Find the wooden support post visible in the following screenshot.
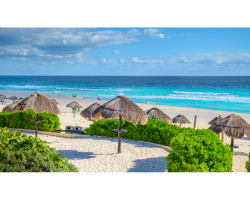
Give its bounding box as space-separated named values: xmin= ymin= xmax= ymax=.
xmin=222 ymin=131 xmax=224 ymax=143
xmin=35 ymin=113 xmax=38 ymax=137
xmin=74 ymin=108 xmax=75 ymax=118
xmin=230 ymin=137 xmax=234 ymax=152
xmin=180 ymin=122 xmax=181 ymax=128
xmin=118 ymin=114 xmax=122 ymax=153
xmin=218 ymin=133 xmax=220 ymax=139
xmin=194 ymin=115 xmax=197 ymax=129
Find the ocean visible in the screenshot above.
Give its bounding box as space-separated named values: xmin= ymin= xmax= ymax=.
xmin=1 ymin=76 xmax=250 ymax=114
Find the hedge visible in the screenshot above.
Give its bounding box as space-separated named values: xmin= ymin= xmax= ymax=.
xmin=0 ymin=127 xmax=78 ymax=172
xmin=166 ymin=128 xmax=233 ymax=172
xmin=246 ymin=153 xmax=250 ymax=172
xmin=84 ymin=118 xmax=182 ymax=146
xmin=0 ymin=109 xmax=61 ymax=132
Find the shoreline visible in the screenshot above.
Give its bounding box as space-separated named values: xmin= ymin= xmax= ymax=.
xmin=1 ymin=89 xmax=249 ymax=115
xmin=1 ymin=89 xmax=250 ymax=130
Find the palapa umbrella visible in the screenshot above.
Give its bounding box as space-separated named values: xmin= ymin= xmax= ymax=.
xmin=0 ymin=94 xmax=8 ymax=105
xmin=172 ymin=114 xmax=191 ymax=128
xmin=208 ymin=115 xmax=224 ymax=141
xmin=51 ymin=99 xmax=60 ymax=104
xmin=66 ymin=101 xmax=83 ymax=118
xmin=209 ymin=113 xmax=250 ymax=152
xmin=2 ymin=101 xmax=20 ymax=112
xmin=92 ymin=96 xmax=148 ymax=153
xmin=146 ymin=107 xmax=172 ymax=124
xmin=80 ymin=103 xmax=101 ymax=121
xmin=11 ymin=92 xmax=61 ymax=137
xmin=208 ymin=115 xmax=222 ymax=125
xmin=9 ymin=96 xmax=19 ymax=103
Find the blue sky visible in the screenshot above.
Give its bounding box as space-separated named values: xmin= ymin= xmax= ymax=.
xmin=0 ymin=28 xmax=250 ymax=76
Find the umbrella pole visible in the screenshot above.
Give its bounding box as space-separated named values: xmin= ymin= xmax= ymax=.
xmin=230 ymin=137 xmax=234 ymax=152
xmin=74 ymin=108 xmax=75 ymax=118
xmin=180 ymin=122 xmax=181 ymax=128
xmin=222 ymin=131 xmax=224 ymax=143
xmin=194 ymin=115 xmax=197 ymax=129
xmin=118 ymin=114 xmax=122 ymax=153
xmin=35 ymin=113 xmax=38 ymax=137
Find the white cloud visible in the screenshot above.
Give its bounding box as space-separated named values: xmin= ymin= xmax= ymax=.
xmin=115 ymin=50 xmax=120 ymax=54
xmin=131 ymin=57 xmax=143 ymax=63
xmin=101 ymin=51 xmax=108 ymax=54
xmin=143 ymin=28 xmax=159 ymax=36
xmin=127 ymin=29 xmax=141 ymax=35
xmin=66 ymin=61 xmax=74 ymax=64
xmin=102 ymin=59 xmax=117 ymax=64
xmin=75 ymin=52 xmax=85 ymax=63
xmin=119 ymin=59 xmax=125 ymax=63
xmin=63 ymin=40 xmax=67 ymax=45
xmin=155 ymin=33 xmax=164 ymax=39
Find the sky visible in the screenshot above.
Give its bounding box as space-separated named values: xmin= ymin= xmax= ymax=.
xmin=0 ymin=28 xmax=250 ymax=76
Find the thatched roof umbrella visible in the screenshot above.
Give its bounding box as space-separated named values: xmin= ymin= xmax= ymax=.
xmin=0 ymin=94 xmax=8 ymax=105
xmin=208 ymin=115 xmax=224 ymax=141
xmin=51 ymin=99 xmax=60 ymax=104
xmin=2 ymin=101 xmax=20 ymax=112
xmin=92 ymin=96 xmax=148 ymax=153
xmin=209 ymin=113 xmax=250 ymax=152
xmin=208 ymin=115 xmax=222 ymax=125
xmin=172 ymin=114 xmax=191 ymax=128
xmin=9 ymin=96 xmax=19 ymax=103
xmin=146 ymin=107 xmax=172 ymax=124
xmin=11 ymin=92 xmax=61 ymax=137
xmin=66 ymin=101 xmax=83 ymax=118
xmin=80 ymin=103 xmax=101 ymax=121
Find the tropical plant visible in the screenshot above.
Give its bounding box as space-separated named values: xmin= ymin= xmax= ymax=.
xmin=0 ymin=127 xmax=78 ymax=172
xmin=85 ymin=118 xmax=182 ymax=146
xmin=166 ymin=128 xmax=233 ymax=172
xmin=0 ymin=109 xmax=61 ymax=132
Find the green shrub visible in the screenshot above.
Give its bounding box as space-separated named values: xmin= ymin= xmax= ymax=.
xmin=246 ymin=153 xmax=250 ymax=172
xmin=0 ymin=127 xmax=78 ymax=172
xmin=0 ymin=109 xmax=61 ymax=132
xmin=166 ymin=128 xmax=233 ymax=172
xmin=85 ymin=118 xmax=182 ymax=146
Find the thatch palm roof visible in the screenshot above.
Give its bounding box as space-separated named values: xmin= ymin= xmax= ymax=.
xmin=208 ymin=113 xmax=250 ymax=139
xmin=208 ymin=116 xmax=222 ymax=125
xmin=172 ymin=114 xmax=191 ymax=124
xmin=66 ymin=101 xmax=83 ymax=108
xmin=2 ymin=101 xmax=20 ymax=112
xmin=92 ymin=96 xmax=148 ymax=125
xmin=146 ymin=107 xmax=172 ymax=124
xmin=11 ymin=92 xmax=61 ymax=114
xmin=51 ymin=99 xmax=60 ymax=104
xmin=9 ymin=96 xmax=19 ymax=100
xmin=0 ymin=94 xmax=8 ymax=99
xmin=80 ymin=103 xmax=101 ymax=119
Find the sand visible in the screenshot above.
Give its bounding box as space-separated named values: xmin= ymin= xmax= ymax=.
xmin=1 ymin=90 xmax=250 ymax=172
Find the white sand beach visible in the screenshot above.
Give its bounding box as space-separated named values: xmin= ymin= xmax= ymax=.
xmin=1 ymin=90 xmax=250 ymax=172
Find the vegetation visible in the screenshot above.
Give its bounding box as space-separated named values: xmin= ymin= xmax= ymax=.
xmin=0 ymin=127 xmax=78 ymax=172
xmin=85 ymin=118 xmax=233 ymax=172
xmin=166 ymin=128 xmax=233 ymax=172
xmin=246 ymin=153 xmax=250 ymax=172
xmin=85 ymin=118 xmax=182 ymax=146
xmin=0 ymin=109 xmax=61 ymax=132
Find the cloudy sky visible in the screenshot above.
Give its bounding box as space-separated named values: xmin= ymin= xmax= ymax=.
xmin=0 ymin=28 xmax=250 ymax=76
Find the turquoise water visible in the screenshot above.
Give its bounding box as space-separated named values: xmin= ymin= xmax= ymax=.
xmin=1 ymin=76 xmax=250 ymax=114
